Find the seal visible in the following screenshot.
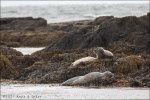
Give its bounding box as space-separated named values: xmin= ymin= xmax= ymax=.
xmin=61 ymin=76 xmax=82 ymax=86
xmin=72 ymin=56 xmax=97 ymax=66
xmin=93 ymin=47 xmax=113 ymax=59
xmin=61 ymin=71 xmax=114 ymax=86
xmin=72 ymin=47 xmax=113 ymax=66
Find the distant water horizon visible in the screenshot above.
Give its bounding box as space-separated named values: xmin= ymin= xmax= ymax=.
xmin=1 ymin=2 xmax=149 ymax=23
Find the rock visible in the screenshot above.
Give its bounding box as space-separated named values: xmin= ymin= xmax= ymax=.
xmin=43 ymin=14 xmax=149 ymax=54
xmin=0 ymin=41 xmax=20 ymax=47
xmin=6 ymin=42 xmax=21 ymax=47
xmin=141 ymin=78 xmax=150 ymax=87
xmin=130 ymin=79 xmax=142 ymax=87
xmin=113 ymin=55 xmax=145 ymax=75
xmin=0 ymin=54 xmax=19 ymax=79
xmin=134 ymin=34 xmax=150 ymax=54
xmin=1 ymin=14 xmax=149 ymax=49
xmin=0 ymin=17 xmax=47 ymax=32
xmin=21 ymin=62 xmax=71 ymax=83
xmin=0 ymin=41 xmax=7 ymax=46
xmin=0 ymin=45 xmax=23 ymax=56
xmin=7 ymin=55 xmax=39 ymax=72
xmin=145 ymin=40 xmax=150 ymax=54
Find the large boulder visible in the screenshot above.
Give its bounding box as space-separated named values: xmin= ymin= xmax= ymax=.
xmin=43 ymin=14 xmax=149 ymax=54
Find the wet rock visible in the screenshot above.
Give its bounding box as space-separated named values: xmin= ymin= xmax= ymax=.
xmin=43 ymin=14 xmax=149 ymax=54
xmin=130 ymin=79 xmax=142 ymax=87
xmin=141 ymin=78 xmax=150 ymax=87
xmin=0 ymin=54 xmax=19 ymax=79
xmin=0 ymin=41 xmax=21 ymax=47
xmin=6 ymin=42 xmax=21 ymax=47
xmin=21 ymin=62 xmax=71 ymax=83
xmin=7 ymin=55 xmax=39 ymax=71
xmin=0 ymin=45 xmax=23 ymax=56
xmin=0 ymin=41 xmax=7 ymax=46
xmin=0 ymin=17 xmax=47 ymax=32
xmin=113 ymin=55 xmax=145 ymax=75
xmin=145 ymin=40 xmax=150 ymax=54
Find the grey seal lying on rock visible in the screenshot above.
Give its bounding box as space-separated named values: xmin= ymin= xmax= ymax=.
xmin=93 ymin=47 xmax=113 ymax=59
xmin=72 ymin=47 xmax=113 ymax=66
xmin=61 ymin=71 xmax=114 ymax=86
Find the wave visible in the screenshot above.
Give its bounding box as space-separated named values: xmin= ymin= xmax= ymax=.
xmin=1 ymin=3 xmax=149 ymax=23
xmin=83 ymin=14 xmax=98 ymax=18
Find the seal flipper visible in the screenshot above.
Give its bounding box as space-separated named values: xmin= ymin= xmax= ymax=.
xmin=61 ymin=76 xmax=82 ymax=86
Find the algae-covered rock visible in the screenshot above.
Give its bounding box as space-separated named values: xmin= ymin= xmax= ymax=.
xmin=0 ymin=46 xmax=23 ymax=56
xmin=0 ymin=54 xmax=19 ymax=78
xmin=44 ymin=14 xmax=149 ymax=54
xmin=114 ymin=55 xmax=145 ymax=75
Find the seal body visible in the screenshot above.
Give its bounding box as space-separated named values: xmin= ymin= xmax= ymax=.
xmin=72 ymin=56 xmax=97 ymax=66
xmin=71 ymin=72 xmax=106 ymax=85
xmin=103 ymin=50 xmax=113 ymax=59
xmin=61 ymin=71 xmax=114 ymax=86
xmin=71 ymin=47 xmax=113 ymax=67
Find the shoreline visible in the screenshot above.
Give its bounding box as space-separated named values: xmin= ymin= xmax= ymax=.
xmin=1 ymin=83 xmax=149 ymax=99
xmin=1 ymin=81 xmax=149 ymax=89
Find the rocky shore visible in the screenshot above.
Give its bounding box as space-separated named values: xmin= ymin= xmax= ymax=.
xmin=0 ymin=13 xmax=150 ymax=87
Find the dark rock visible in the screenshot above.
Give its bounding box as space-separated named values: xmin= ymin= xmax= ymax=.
xmin=142 ymin=78 xmax=150 ymax=87
xmin=43 ymin=14 xmax=149 ymax=54
xmin=7 ymin=42 xmax=21 ymax=47
xmin=130 ymin=79 xmax=142 ymax=87
xmin=7 ymin=55 xmax=40 ymax=70
xmin=0 ymin=17 xmax=47 ymax=32
xmin=134 ymin=34 xmax=150 ymax=54
xmin=0 ymin=41 xmax=20 ymax=47
xmin=20 ymin=62 xmax=71 ymax=83
xmin=0 ymin=54 xmax=19 ymax=79
xmin=0 ymin=41 xmax=7 ymax=45
xmin=145 ymin=40 xmax=150 ymax=54
xmin=0 ymin=46 xmax=23 ymax=56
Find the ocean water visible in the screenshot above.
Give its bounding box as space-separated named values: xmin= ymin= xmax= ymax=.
xmin=13 ymin=47 xmax=44 ymax=55
xmin=1 ymin=2 xmax=149 ymax=23
xmin=1 ymin=83 xmax=149 ymax=99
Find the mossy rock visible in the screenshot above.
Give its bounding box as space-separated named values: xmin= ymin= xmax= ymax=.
xmin=114 ymin=55 xmax=145 ymax=75
xmin=0 ymin=46 xmax=23 ymax=56
xmin=0 ymin=53 xmax=19 ymax=78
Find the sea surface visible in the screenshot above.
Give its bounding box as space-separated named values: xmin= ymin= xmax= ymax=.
xmin=14 ymin=47 xmax=44 ymax=55
xmin=1 ymin=2 xmax=149 ymax=23
xmin=1 ymin=83 xmax=149 ymax=99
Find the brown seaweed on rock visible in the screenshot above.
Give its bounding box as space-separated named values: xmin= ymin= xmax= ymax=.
xmin=0 ymin=53 xmax=19 ymax=79
xmin=113 ymin=55 xmax=145 ymax=75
